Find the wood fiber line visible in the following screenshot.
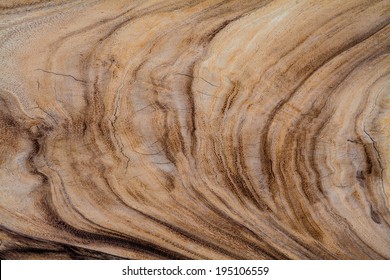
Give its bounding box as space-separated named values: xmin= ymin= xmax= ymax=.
xmin=0 ymin=0 xmax=389 ymax=260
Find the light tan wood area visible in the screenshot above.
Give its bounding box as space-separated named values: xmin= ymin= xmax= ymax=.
xmin=0 ymin=0 xmax=389 ymax=259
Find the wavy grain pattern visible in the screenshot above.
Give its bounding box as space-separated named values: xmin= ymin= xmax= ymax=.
xmin=0 ymin=0 xmax=389 ymax=259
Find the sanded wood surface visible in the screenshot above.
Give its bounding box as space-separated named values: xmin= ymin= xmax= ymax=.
xmin=0 ymin=0 xmax=389 ymax=259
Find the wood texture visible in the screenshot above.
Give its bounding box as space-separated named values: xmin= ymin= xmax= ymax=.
xmin=0 ymin=0 xmax=389 ymax=260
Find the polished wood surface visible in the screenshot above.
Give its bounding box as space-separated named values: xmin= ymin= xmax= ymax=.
xmin=0 ymin=0 xmax=389 ymax=259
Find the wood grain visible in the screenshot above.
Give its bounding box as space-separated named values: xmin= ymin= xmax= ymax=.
xmin=0 ymin=0 xmax=389 ymax=260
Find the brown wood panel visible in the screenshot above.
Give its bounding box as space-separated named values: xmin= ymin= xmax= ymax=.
xmin=0 ymin=0 xmax=389 ymax=259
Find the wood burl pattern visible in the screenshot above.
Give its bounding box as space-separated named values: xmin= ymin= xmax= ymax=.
xmin=0 ymin=0 xmax=389 ymax=259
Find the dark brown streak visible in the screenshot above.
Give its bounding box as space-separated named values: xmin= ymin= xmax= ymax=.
xmin=34 ymin=68 xmax=87 ymax=84
xmin=39 ymin=189 xmax=189 ymax=260
xmin=99 ymin=175 xmax=245 ymax=259
xmin=260 ymin=20 xmax=390 ymax=202
xmin=0 ymin=226 xmax=126 ymax=260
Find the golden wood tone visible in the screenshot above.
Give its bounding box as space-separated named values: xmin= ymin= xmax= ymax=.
xmin=0 ymin=0 xmax=389 ymax=259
